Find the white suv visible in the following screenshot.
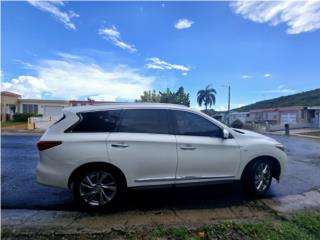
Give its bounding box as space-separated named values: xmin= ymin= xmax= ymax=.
xmin=37 ymin=103 xmax=287 ymax=210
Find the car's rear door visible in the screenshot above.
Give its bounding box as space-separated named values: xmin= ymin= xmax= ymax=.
xmin=107 ymin=109 xmax=178 ymax=187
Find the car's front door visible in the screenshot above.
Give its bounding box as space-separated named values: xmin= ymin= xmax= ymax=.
xmin=107 ymin=109 xmax=177 ymax=187
xmin=171 ymin=110 xmax=241 ymax=184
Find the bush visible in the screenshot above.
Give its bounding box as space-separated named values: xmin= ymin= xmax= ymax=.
xmin=231 ymin=119 xmax=244 ymax=129
xmin=13 ymin=113 xmax=43 ymax=122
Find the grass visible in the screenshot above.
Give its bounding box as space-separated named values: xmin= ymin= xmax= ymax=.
xmin=298 ymin=131 xmax=320 ymax=137
xmin=1 ymin=121 xmax=26 ymax=128
xmin=128 ymin=212 xmax=320 ymax=240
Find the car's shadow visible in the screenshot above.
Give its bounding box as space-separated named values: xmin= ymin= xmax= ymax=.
xmin=123 ymin=183 xmax=250 ymax=211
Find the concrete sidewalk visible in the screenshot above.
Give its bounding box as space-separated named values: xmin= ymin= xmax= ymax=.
xmin=2 ymin=189 xmax=320 ymax=239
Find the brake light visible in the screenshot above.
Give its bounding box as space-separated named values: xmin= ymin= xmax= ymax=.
xmin=37 ymin=141 xmax=62 ymax=151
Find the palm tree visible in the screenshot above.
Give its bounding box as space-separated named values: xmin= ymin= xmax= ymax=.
xmin=197 ymin=85 xmax=217 ymax=112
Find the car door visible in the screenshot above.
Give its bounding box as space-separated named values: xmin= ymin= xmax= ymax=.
xmin=171 ymin=110 xmax=241 ymax=184
xmin=107 ymin=109 xmax=178 ymax=187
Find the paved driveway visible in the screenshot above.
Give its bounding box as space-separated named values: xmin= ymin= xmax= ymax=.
xmin=1 ymin=134 xmax=320 ymax=211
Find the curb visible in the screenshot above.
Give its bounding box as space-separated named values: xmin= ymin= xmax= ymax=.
xmin=2 ymin=189 xmax=320 ymax=238
xmin=1 ymin=205 xmax=272 ymax=238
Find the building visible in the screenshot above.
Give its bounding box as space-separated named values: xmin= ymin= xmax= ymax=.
xmin=249 ymin=106 xmax=308 ymax=125
xmin=308 ymin=106 xmax=320 ymax=128
xmin=1 ymin=91 xmax=22 ymax=121
xmin=70 ymin=100 xmax=112 ymax=106
xmin=1 ymin=91 xmax=113 ymax=122
xmin=248 ymin=106 xmax=320 ymax=130
xmin=230 ymin=112 xmax=250 ymax=124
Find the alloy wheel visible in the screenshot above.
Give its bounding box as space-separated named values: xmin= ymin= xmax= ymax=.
xmin=79 ymin=171 xmax=117 ymax=206
xmin=254 ymin=162 xmax=271 ymax=192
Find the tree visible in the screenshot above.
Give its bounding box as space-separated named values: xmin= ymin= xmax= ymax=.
xmin=175 ymin=87 xmax=190 ymax=107
xmin=138 ymin=90 xmax=161 ymax=103
xmin=197 ymin=85 xmax=217 ymax=112
xmin=137 ymin=86 xmax=190 ymax=107
xmin=159 ymin=88 xmax=176 ymax=104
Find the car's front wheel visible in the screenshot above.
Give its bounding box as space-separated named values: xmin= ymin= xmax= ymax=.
xmin=72 ymin=168 xmax=124 ymax=210
xmin=243 ymin=159 xmax=273 ymax=196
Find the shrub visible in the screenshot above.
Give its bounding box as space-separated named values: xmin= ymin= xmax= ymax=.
xmin=13 ymin=113 xmax=43 ymax=122
xmin=231 ymin=119 xmax=244 ymax=129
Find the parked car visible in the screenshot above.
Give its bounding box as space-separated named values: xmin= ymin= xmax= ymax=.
xmin=37 ymin=103 xmax=287 ymax=210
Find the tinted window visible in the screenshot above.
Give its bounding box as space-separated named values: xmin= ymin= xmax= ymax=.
xmin=118 ymin=109 xmax=169 ymax=134
xmin=173 ymin=111 xmax=222 ymax=137
xmin=68 ymin=110 xmax=120 ymax=132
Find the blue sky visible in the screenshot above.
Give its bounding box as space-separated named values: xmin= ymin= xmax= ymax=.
xmin=2 ymin=1 xmax=320 ymax=110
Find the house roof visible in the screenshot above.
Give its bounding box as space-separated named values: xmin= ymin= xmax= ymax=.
xmin=250 ymin=106 xmax=305 ymax=113
xmin=69 ymin=100 xmax=113 ymax=104
xmin=18 ymin=99 xmax=69 ymax=104
xmin=1 ymin=91 xmax=21 ymax=97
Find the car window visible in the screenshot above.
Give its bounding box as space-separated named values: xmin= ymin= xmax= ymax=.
xmin=68 ymin=110 xmax=121 ymax=132
xmin=118 ymin=109 xmax=169 ymax=134
xmin=173 ymin=110 xmax=222 ymax=137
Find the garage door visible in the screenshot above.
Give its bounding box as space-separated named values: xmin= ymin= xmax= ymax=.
xmin=281 ymin=112 xmax=297 ymax=124
xmin=43 ymin=106 xmax=64 ymax=117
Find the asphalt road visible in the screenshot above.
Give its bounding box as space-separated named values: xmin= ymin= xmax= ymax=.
xmin=1 ymin=134 xmax=320 ymax=211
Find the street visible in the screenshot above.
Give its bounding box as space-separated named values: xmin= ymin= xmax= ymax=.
xmin=1 ymin=134 xmax=320 ymax=211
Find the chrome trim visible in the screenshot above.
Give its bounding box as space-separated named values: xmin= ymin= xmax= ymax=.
xmin=135 ymin=177 xmax=176 ymax=182
xmin=135 ymin=175 xmax=234 ymax=183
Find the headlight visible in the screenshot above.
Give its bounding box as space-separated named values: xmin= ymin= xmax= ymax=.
xmin=275 ymin=144 xmax=285 ymax=152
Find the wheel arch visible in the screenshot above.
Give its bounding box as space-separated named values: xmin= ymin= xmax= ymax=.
xmin=68 ymin=162 xmax=127 ymax=189
xmin=241 ymin=155 xmax=281 ymax=181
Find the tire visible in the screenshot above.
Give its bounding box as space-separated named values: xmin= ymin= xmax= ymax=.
xmin=72 ymin=167 xmax=125 ymax=211
xmin=242 ymin=159 xmax=272 ymax=197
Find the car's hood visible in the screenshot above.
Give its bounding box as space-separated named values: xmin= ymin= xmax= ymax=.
xmin=232 ymin=128 xmax=279 ymax=144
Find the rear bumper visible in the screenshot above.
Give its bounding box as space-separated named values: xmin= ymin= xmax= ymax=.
xmin=36 ymin=153 xmax=70 ymax=189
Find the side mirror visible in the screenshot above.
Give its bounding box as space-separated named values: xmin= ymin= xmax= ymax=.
xmin=223 ymin=129 xmax=229 ymax=139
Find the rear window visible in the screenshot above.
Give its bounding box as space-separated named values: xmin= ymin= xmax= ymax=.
xmin=67 ymin=110 xmax=121 ymax=132
xmin=118 ymin=109 xmax=169 ymax=134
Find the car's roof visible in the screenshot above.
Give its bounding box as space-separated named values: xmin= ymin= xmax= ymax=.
xmin=63 ymin=102 xmax=189 ymax=113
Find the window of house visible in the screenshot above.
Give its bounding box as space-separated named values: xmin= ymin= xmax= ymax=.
xmin=118 ymin=109 xmax=169 ymax=134
xmin=22 ymin=104 xmax=38 ymax=114
xmin=173 ymin=110 xmax=222 ymax=138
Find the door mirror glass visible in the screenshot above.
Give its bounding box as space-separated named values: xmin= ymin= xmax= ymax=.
xmin=223 ymin=129 xmax=229 ymax=139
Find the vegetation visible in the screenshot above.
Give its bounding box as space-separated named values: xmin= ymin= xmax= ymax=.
xmin=197 ymin=85 xmax=217 ymax=111
xmin=1 ymin=121 xmax=27 ymax=128
xmin=132 ymin=212 xmax=320 ymax=240
xmin=231 ymin=119 xmax=244 ymax=129
xmin=137 ymin=86 xmax=190 ymax=106
xmin=298 ymin=131 xmax=320 ymax=137
xmin=234 ymin=88 xmax=320 ymax=112
xmin=13 ymin=113 xmax=42 ymax=122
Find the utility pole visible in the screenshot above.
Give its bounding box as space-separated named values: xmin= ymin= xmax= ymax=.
xmin=221 ymin=85 xmax=231 ymax=125
xmin=228 ymin=85 xmax=231 ymax=126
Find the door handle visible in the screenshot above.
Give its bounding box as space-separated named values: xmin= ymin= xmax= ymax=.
xmin=111 ymin=143 xmax=129 ymax=148
xmin=180 ymin=145 xmax=196 ymax=150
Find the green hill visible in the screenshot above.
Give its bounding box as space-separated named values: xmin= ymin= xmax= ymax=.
xmin=234 ymin=88 xmax=320 ymax=112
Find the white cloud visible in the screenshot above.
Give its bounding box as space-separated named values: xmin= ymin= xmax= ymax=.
xmin=241 ymin=75 xmax=252 ymax=79
xmin=1 ymin=76 xmax=49 ymax=99
xmin=174 ymin=18 xmax=194 ymax=29
xmin=182 ymin=72 xmax=188 ymax=76
xmin=264 ymin=73 xmax=272 ymax=78
xmin=146 ymin=57 xmax=190 ymax=72
xmin=27 ymin=0 xmax=79 ymax=30
xmin=264 ymin=85 xmax=296 ymax=94
xmin=56 ymin=52 xmax=83 ymax=60
xmin=2 ymin=54 xmax=154 ymax=100
xmin=99 ymin=26 xmax=137 ymax=53
xmin=230 ymin=1 xmax=320 ymax=34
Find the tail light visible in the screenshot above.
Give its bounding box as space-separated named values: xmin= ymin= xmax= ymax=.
xmin=37 ymin=141 xmax=62 ymax=151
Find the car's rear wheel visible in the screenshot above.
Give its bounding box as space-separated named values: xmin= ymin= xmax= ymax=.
xmin=243 ymin=159 xmax=272 ymax=196
xmin=72 ymin=168 xmax=124 ymax=210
